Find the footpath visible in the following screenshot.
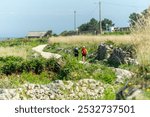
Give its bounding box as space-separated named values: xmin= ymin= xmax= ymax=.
xmin=32 ymin=44 xmax=61 ymax=59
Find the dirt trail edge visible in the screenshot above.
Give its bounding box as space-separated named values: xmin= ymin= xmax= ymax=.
xmin=32 ymin=44 xmax=61 ymax=59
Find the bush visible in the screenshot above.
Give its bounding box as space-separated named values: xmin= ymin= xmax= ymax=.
xmin=1 ymin=61 xmax=18 ymax=75
xmin=93 ymin=65 xmax=116 ymax=84
xmin=45 ymin=59 xmax=61 ymax=72
xmin=58 ymin=55 xmax=84 ymax=80
xmin=30 ymin=58 xmax=45 ymax=74
xmin=0 ymin=56 xmax=61 ymax=75
xmin=0 ymin=56 xmax=23 ymax=62
xmin=101 ymin=86 xmax=116 ymax=100
xmin=0 ymin=56 xmax=23 ymax=75
xmin=60 ymin=30 xmax=77 ymax=36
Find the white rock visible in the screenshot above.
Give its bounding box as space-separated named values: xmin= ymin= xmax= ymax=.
xmin=126 ymin=89 xmax=144 ymax=100
xmin=0 ymin=94 xmax=7 ymax=100
xmin=115 ymin=68 xmax=134 ymax=83
xmin=49 ymin=95 xmax=55 ymax=100
xmin=81 ymin=87 xmax=87 ymax=92
xmin=90 ymin=84 xmax=96 ymax=90
xmin=87 ymin=79 xmax=97 ymax=84
xmin=75 ymin=86 xmax=80 ymax=92
xmin=78 ymin=92 xmax=84 ymax=97
xmin=28 ymin=84 xmax=35 ymax=90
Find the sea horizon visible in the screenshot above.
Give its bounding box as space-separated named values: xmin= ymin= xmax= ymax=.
xmin=0 ymin=37 xmax=23 ymax=41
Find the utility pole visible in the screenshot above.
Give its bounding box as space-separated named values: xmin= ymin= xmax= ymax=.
xmin=99 ymin=1 xmax=102 ymax=34
xmin=74 ymin=11 xmax=76 ymax=31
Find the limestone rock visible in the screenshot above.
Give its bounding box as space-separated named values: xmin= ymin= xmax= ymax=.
xmin=0 ymin=79 xmax=105 ymax=100
xmin=108 ymin=48 xmax=126 ymax=67
xmin=96 ymin=43 xmax=107 ymax=60
xmin=126 ymin=89 xmax=145 ymax=100
xmin=114 ymin=68 xmax=134 ymax=83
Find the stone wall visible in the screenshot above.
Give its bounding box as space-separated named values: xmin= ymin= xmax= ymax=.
xmin=0 ymin=79 xmax=104 ymax=100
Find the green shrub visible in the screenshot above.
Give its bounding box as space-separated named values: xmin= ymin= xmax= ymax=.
xmin=93 ymin=65 xmax=116 ymax=84
xmin=0 ymin=56 xmax=50 ymax=75
xmin=0 ymin=56 xmax=23 ymax=62
xmin=105 ymin=40 xmax=115 ymax=46
xmin=20 ymin=72 xmax=51 ymax=84
xmin=58 ymin=55 xmax=84 ymax=80
xmin=30 ymin=58 xmax=44 ymax=74
xmin=45 ymin=59 xmax=61 ymax=72
xmin=101 ymin=86 xmax=116 ymax=100
xmin=0 ymin=56 xmax=23 ymax=75
xmin=1 ymin=61 xmax=17 ymax=75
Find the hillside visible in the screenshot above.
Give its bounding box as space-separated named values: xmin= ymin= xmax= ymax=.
xmin=0 ymin=35 xmax=150 ymax=100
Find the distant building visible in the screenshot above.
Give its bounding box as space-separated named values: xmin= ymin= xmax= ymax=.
xmin=109 ymin=26 xmax=115 ymax=32
xmin=27 ymin=31 xmax=52 ymax=38
xmin=119 ymin=27 xmax=130 ymax=32
xmin=114 ymin=27 xmax=130 ymax=32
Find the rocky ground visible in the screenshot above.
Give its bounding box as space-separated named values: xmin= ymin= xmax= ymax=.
xmin=0 ymin=79 xmax=105 ymax=100
xmin=0 ymin=67 xmax=141 ymax=100
xmin=0 ymin=44 xmax=145 ymax=100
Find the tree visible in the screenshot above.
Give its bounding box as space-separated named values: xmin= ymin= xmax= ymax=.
xmin=129 ymin=13 xmax=141 ymax=26
xmin=78 ymin=23 xmax=88 ymax=32
xmin=141 ymin=8 xmax=150 ymax=18
xmin=60 ymin=30 xmax=76 ymax=36
xmin=101 ymin=18 xmax=114 ymax=31
xmin=47 ymin=30 xmax=53 ymax=37
xmin=87 ymin=18 xmax=99 ymax=31
xmin=78 ymin=18 xmax=99 ymax=32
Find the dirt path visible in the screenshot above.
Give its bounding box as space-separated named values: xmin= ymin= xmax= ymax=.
xmin=32 ymin=44 xmax=61 ymax=59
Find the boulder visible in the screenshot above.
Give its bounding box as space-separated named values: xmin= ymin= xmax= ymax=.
xmin=96 ymin=43 xmax=107 ymax=60
xmin=126 ymin=89 xmax=145 ymax=100
xmin=114 ymin=68 xmax=134 ymax=83
xmin=108 ymin=48 xmax=126 ymax=67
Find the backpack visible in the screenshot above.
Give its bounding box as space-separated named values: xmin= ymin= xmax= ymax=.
xmin=82 ymin=48 xmax=87 ymax=55
xmin=74 ymin=48 xmax=79 ymax=55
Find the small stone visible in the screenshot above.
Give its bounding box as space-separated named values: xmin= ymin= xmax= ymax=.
xmin=75 ymin=86 xmax=80 ymax=92
xmin=49 ymin=95 xmax=55 ymax=100
xmin=78 ymin=92 xmax=84 ymax=97
xmin=88 ymin=79 xmax=97 ymax=84
xmin=28 ymin=84 xmax=35 ymax=90
xmin=90 ymin=84 xmax=96 ymax=90
xmin=81 ymin=87 xmax=87 ymax=92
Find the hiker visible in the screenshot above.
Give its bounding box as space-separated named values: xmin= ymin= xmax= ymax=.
xmin=81 ymin=46 xmax=87 ymax=62
xmin=73 ymin=47 xmax=79 ymax=60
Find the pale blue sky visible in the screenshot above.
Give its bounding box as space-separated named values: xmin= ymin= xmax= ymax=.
xmin=0 ymin=0 xmax=150 ymax=37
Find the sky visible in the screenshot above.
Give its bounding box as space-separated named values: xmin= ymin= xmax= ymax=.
xmin=0 ymin=0 xmax=150 ymax=37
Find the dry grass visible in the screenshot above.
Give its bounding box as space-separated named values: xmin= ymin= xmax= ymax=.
xmin=130 ymin=7 xmax=150 ymax=65
xmin=49 ymin=8 xmax=150 ymax=66
xmin=0 ymin=47 xmax=28 ymax=59
xmin=49 ymin=35 xmax=132 ymax=45
xmin=48 ymin=6 xmax=150 ymax=66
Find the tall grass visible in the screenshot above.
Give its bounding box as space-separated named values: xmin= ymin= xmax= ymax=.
xmin=131 ymin=7 xmax=150 ymax=65
xmin=49 ymin=35 xmax=132 ymax=45
xmin=0 ymin=47 xmax=28 ymax=59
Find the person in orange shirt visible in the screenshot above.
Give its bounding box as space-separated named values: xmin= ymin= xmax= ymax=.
xmin=81 ymin=46 xmax=87 ymax=62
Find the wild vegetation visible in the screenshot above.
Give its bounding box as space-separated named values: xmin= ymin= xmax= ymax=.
xmin=1 ymin=8 xmax=150 ymax=100
xmin=0 ymin=32 xmax=150 ymax=100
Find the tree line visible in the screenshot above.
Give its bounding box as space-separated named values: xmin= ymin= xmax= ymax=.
xmin=59 ymin=7 xmax=150 ymax=36
xmin=129 ymin=7 xmax=150 ymax=26
xmin=60 ymin=18 xmax=114 ymax=36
